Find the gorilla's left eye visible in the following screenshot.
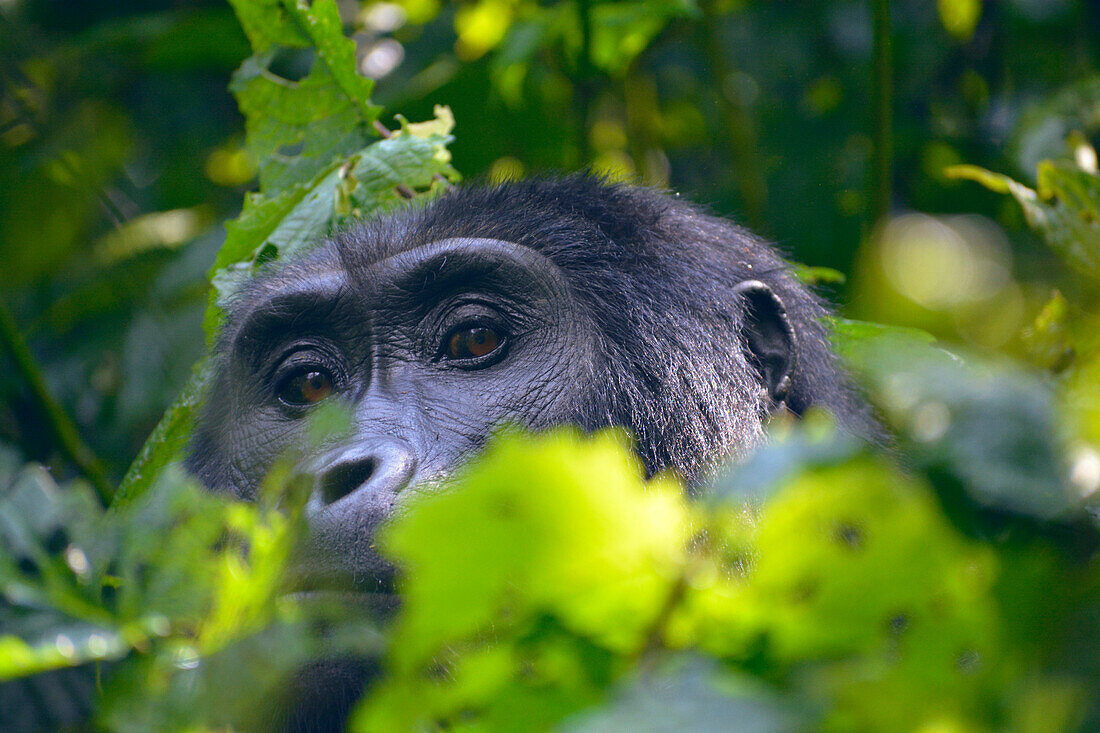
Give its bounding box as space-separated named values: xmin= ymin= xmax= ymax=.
xmin=445 ymin=325 xmax=502 ymax=361
xmin=277 ymin=367 xmax=334 ymax=406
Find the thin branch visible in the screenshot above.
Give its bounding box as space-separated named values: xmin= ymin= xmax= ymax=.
xmin=697 ymin=0 xmax=768 ymax=230
xmin=632 ymin=570 xmax=689 ymax=671
xmin=0 ymin=299 xmax=113 ymax=505
xmin=575 ymin=0 xmax=595 ymax=165
xmin=870 ymin=0 xmax=894 ymax=229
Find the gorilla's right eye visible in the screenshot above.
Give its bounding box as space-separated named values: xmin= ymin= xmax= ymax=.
xmin=447 ymin=326 xmax=501 ymax=360
xmin=276 ymin=367 xmax=335 ymax=406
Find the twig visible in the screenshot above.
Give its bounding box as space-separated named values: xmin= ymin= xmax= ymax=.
xmin=575 ymin=0 xmax=595 ymax=165
xmin=697 ymin=0 xmax=768 ymax=230
xmin=0 ymin=299 xmax=113 ymax=505
xmin=870 ymin=0 xmax=894 ymax=228
xmin=630 ymin=557 xmax=698 ymax=672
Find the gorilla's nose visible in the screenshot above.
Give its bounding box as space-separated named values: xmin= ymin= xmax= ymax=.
xmin=312 ymin=440 xmax=417 ymax=511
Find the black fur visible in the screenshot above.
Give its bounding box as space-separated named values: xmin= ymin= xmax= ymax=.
xmin=335 ymin=176 xmax=873 ymax=479
xmin=187 ymin=175 xmax=877 ymax=730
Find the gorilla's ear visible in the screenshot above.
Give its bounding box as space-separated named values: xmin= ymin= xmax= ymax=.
xmin=733 ymin=280 xmax=797 ymax=405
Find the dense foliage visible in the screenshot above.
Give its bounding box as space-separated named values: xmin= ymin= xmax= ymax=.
xmin=2 ymin=0 xmax=1100 ymax=730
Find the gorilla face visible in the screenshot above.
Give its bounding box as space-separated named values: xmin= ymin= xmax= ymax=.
xmin=189 ymin=177 xmax=874 ymax=596
xmin=196 ymin=238 xmax=597 ymax=588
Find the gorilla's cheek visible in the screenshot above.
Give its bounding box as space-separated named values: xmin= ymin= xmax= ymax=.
xmin=224 ymin=414 xmax=309 ymax=498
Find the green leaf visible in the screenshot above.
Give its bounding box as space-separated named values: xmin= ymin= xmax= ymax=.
xmin=208 ymin=123 xmax=457 ymax=317
xmin=830 ymin=319 xmax=1080 ymax=521
xmin=845 ymin=335 xmax=1077 ymax=522
xmin=227 ymin=0 xmax=311 ymax=51
xmin=750 ymin=456 xmax=997 ymax=659
xmin=947 ymin=161 xmax=1100 ymax=281
xmin=384 ymin=430 xmax=689 ymax=661
xmin=227 ymin=0 xmax=380 ymax=196
xmin=697 ymin=452 xmax=1009 ymax=729
xmin=828 ymin=317 xmax=940 ymax=373
xmin=1035 ymin=159 xmax=1100 ymax=277
xmin=0 ymin=630 xmax=127 ymax=681
xmin=1 ymin=437 xmax=349 ymax=729
xmin=357 ymin=430 xmax=691 ymax=731
xmin=118 ymin=1 xmax=457 ymax=504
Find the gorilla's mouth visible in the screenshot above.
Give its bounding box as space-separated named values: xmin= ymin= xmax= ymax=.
xmin=287 ymin=588 xmax=401 ymax=620
xmin=286 ymin=554 xmax=400 ymax=612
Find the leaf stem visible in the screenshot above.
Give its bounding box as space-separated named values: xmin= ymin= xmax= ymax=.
xmin=0 ymin=299 xmax=113 ymax=505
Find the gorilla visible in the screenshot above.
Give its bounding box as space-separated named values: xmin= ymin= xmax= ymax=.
xmin=186 ymin=175 xmax=874 ymax=728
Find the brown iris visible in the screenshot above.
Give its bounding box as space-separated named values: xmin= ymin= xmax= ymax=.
xmin=278 ymin=368 xmax=334 ymax=406
xmin=447 ymin=326 xmax=501 ymax=360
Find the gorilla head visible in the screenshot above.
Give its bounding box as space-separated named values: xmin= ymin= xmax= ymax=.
xmin=188 ymin=176 xmax=873 ymax=592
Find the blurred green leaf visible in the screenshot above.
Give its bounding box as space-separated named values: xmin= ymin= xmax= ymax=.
xmin=1012 ymin=78 xmax=1100 ymax=175
xmin=947 ymin=160 xmax=1100 ymax=281
xmin=384 ymin=430 xmax=689 ymax=660
xmin=0 ymin=101 xmax=131 ymax=286
xmin=563 ymin=655 xmax=803 ymax=733
xmin=589 ymin=1 xmax=699 ymax=76
xmin=829 ymin=317 xmax=940 ymax=371
xmin=113 ymin=357 xmax=213 ymax=507
xmin=938 ymin=0 xmax=982 ymax=41
xmin=357 ymin=429 xmax=691 ymax=731
xmin=704 ymin=413 xmax=862 ymax=505
xmin=849 ymin=338 xmax=1076 ymax=522
xmin=0 ymin=437 xmax=362 ymax=730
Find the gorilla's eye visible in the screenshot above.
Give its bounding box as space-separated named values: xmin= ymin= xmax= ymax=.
xmin=446 ymin=325 xmax=502 ymax=361
xmin=277 ymin=367 xmax=334 ymax=406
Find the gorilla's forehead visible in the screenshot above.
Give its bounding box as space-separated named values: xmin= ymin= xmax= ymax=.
xmin=225 ymin=233 xmax=569 ymax=341
xmin=232 ymin=210 xmax=427 ymax=305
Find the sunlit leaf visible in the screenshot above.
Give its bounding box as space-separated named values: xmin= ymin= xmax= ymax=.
xmin=357 ymin=430 xmax=692 ymax=731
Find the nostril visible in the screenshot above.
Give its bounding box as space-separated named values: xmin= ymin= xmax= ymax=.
xmin=310 ymin=440 xmax=418 ymax=516
xmin=320 ymin=458 xmax=375 ymax=505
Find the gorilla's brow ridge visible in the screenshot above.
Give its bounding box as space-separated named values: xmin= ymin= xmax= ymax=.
xmin=231 ymin=281 xmax=357 ymax=366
